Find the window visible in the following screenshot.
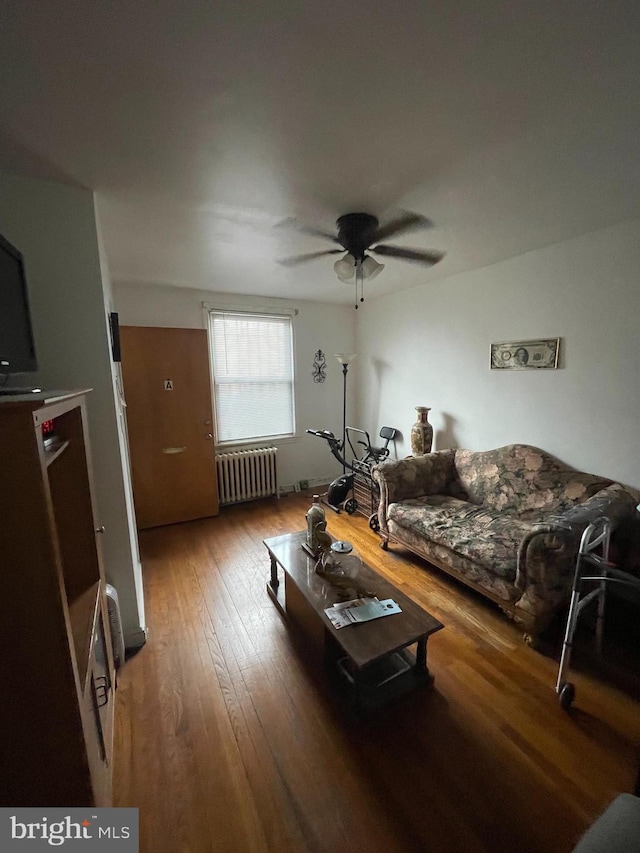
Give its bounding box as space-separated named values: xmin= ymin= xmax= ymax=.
xmin=209 ymin=309 xmax=295 ymax=443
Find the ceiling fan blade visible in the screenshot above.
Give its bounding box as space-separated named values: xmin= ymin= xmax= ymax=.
xmin=372 ymin=211 xmax=433 ymax=243
xmin=371 ymin=245 xmax=445 ymax=265
xmin=275 ymin=217 xmax=341 ymax=244
xmin=277 ymin=249 xmax=343 ymax=267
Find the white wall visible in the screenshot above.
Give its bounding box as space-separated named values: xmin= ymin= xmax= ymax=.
xmin=113 ymin=281 xmax=357 ymax=489
xmin=357 ymin=217 xmax=640 ymax=491
xmin=0 ymin=172 xmax=146 ymax=646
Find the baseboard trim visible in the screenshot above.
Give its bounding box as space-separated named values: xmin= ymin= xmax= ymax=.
xmin=280 ymin=476 xmax=334 ymax=495
xmin=124 ymin=625 xmax=148 ymax=653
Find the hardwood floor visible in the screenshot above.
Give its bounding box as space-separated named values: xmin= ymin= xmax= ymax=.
xmin=113 ymin=494 xmax=640 ymax=853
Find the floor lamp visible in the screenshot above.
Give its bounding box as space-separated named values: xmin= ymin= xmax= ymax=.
xmin=334 ymin=353 xmax=357 ymax=474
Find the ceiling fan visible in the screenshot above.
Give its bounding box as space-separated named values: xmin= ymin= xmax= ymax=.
xmin=277 ymin=211 xmax=444 ymax=308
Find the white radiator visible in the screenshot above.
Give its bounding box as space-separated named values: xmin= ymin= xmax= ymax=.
xmin=215 ymin=446 xmax=279 ymax=505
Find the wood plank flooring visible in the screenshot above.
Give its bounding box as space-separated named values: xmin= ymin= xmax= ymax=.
xmin=113 ymin=494 xmax=640 ymax=853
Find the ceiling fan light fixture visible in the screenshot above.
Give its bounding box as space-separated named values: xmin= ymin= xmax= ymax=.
xmin=361 ymin=255 xmax=385 ymax=280
xmin=279 ymin=211 xmax=440 ymax=308
xmin=333 ymin=253 xmax=356 ymax=280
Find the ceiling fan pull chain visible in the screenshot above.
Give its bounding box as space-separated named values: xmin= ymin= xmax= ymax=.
xmin=355 ymin=260 xmax=363 ymax=309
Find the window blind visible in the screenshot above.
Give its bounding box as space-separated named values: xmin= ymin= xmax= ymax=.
xmin=209 ymin=310 xmax=295 ymax=443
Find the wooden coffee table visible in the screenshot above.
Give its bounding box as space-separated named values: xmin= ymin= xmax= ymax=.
xmin=264 ymin=530 xmax=443 ymax=705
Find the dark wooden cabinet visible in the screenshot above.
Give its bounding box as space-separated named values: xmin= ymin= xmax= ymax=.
xmin=0 ymin=390 xmax=116 ymax=806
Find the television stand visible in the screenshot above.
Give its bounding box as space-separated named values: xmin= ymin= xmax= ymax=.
xmin=0 ymin=387 xmax=43 ymax=396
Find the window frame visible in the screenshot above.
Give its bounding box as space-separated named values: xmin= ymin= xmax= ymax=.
xmin=206 ymin=306 xmax=297 ymax=447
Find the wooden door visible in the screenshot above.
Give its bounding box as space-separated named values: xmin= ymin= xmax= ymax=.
xmin=120 ymin=326 xmax=219 ymax=529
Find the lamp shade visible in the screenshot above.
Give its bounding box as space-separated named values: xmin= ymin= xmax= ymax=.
xmin=361 ymin=255 xmax=385 ymax=280
xmin=334 ymin=353 xmax=357 ymax=366
xmin=333 ymin=253 xmax=356 ymax=280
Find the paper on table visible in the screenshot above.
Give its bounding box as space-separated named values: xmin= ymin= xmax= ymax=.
xmin=324 ymin=598 xmax=402 ymax=629
xmin=348 ymin=598 xmax=401 ymax=622
xmin=324 ymin=598 xmax=367 ymax=629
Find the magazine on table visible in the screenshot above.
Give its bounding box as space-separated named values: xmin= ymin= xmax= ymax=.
xmin=324 ymin=597 xmax=402 ymax=630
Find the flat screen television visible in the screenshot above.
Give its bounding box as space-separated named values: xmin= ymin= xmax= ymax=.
xmin=0 ymin=231 xmax=38 ymax=376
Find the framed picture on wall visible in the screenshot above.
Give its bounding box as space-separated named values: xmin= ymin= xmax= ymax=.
xmin=490 ymin=338 xmax=560 ymax=370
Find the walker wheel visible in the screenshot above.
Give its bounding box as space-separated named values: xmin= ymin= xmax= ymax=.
xmin=558 ymin=682 xmax=575 ymax=710
xmin=344 ymin=498 xmax=357 ymax=515
xmin=368 ymin=513 xmax=380 ymax=532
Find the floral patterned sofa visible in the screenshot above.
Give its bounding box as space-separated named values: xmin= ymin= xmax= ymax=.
xmin=373 ymin=444 xmax=638 ymax=643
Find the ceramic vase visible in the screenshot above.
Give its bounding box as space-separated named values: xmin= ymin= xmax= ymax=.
xmin=305 ymin=494 xmax=326 ymax=554
xmin=410 ymin=407 xmax=433 ymax=455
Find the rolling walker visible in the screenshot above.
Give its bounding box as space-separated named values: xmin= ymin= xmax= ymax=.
xmin=556 ymin=516 xmax=640 ymax=710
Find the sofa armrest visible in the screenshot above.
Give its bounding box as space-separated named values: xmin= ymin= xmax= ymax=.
xmin=546 ymin=483 xmax=638 ymax=533
xmin=514 ymin=484 xmax=638 ymax=610
xmin=572 ymin=794 xmax=640 ymax=853
xmin=373 ymin=450 xmax=458 ymax=534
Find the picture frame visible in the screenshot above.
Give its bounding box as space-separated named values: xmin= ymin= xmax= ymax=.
xmin=490 ymin=338 xmax=559 ymax=370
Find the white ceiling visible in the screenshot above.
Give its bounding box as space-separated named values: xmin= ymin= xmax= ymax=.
xmin=0 ymin=1 xmax=638 ymax=304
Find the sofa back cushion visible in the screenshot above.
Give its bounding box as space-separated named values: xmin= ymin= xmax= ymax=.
xmin=453 ymin=444 xmax=612 ymax=515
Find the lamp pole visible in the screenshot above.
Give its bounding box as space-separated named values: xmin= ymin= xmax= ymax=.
xmin=334 ymin=354 xmax=357 ymax=474
xmin=341 ymin=362 xmax=348 ymax=473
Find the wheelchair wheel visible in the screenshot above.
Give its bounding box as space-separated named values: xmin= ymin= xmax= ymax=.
xmin=344 ymin=498 xmax=357 ymax=515
xmin=558 ymin=682 xmax=575 ymax=711
xmin=368 ymin=513 xmax=380 ymax=532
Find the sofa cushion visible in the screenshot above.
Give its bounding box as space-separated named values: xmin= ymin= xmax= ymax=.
xmin=388 ymin=494 xmax=534 ymax=581
xmin=453 ymin=444 xmax=612 ymax=515
xmin=385 ymin=515 xmax=519 ymax=602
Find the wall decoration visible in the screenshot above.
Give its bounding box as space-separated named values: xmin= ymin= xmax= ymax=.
xmin=491 ymin=338 xmax=560 ymax=370
xmin=312 ymin=349 xmax=327 ymax=383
